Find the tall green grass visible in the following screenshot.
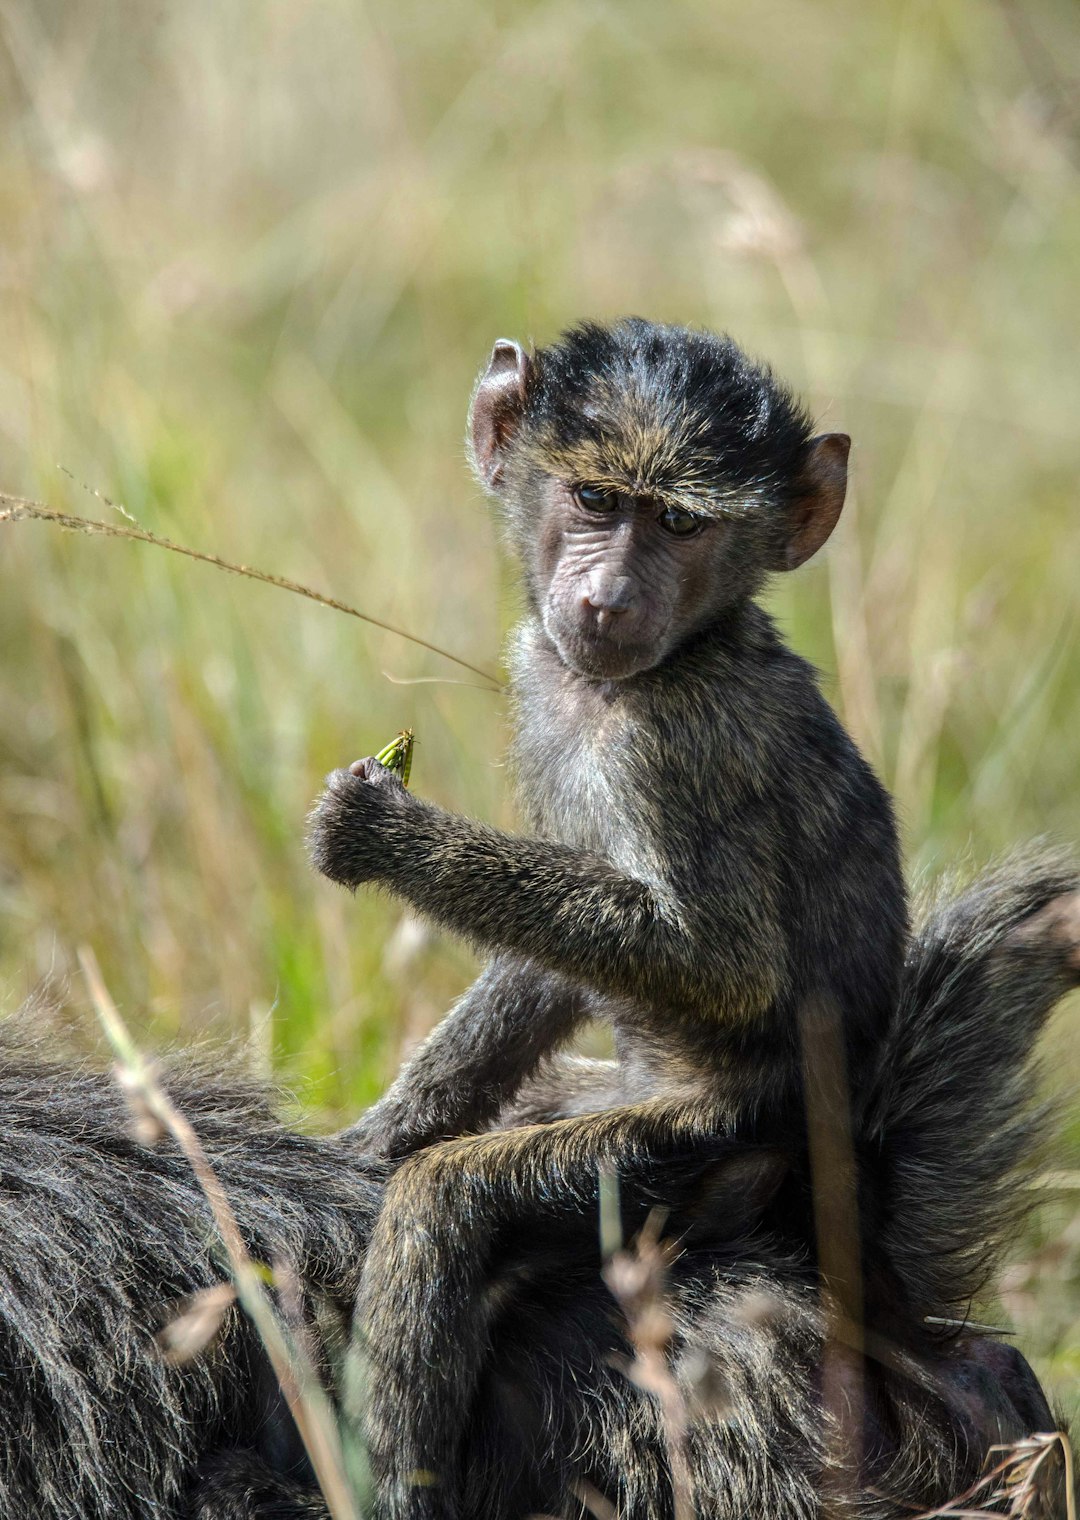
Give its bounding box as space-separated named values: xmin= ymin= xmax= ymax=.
xmin=0 ymin=0 xmax=1077 ymax=1408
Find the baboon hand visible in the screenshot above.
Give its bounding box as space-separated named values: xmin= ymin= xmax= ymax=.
xmin=306 ymin=759 xmax=413 ymax=889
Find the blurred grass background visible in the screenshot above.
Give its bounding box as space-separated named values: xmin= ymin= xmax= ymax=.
xmin=0 ymin=0 xmax=1077 ymax=1409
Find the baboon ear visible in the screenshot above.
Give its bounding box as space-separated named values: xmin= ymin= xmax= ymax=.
xmin=773 ymin=433 xmax=849 ymax=572
xmin=686 ymin=1149 xmax=789 ymax=1242
xmin=468 ymin=339 xmax=532 ymax=491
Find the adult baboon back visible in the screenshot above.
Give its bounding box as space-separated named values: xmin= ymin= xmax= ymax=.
xmin=0 ymin=850 xmax=1075 ymax=1518
xmin=0 ymin=1026 xmax=382 ymax=1520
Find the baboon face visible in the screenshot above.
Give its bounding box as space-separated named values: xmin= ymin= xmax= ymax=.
xmin=468 ymin=320 xmax=849 ymax=682
xmin=527 ymin=478 xmax=736 ymax=680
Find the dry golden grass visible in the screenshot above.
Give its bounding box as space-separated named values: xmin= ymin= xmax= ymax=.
xmin=0 ymin=0 xmax=1077 ymax=1412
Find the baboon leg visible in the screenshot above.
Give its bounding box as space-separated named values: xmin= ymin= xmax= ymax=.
xmin=358 ymin=1099 xmax=779 ymax=1520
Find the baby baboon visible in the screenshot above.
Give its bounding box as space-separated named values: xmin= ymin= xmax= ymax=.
xmin=305 ymin=320 xmax=1074 ymax=1517
xmin=0 ymin=318 xmax=1071 ymax=1519
xmin=310 ymin=319 xmax=906 ymax=1162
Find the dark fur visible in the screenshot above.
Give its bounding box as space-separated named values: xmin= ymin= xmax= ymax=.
xmin=302 ymin=321 xmax=1068 ymax=1517
xmin=860 ymin=848 xmax=1080 ymax=1325
xmin=520 ymin=319 xmax=811 ymax=487
xmin=309 ymin=320 xmax=905 ymax=1155
xmin=194 ymin=856 xmax=1075 ymax=1519
xmin=0 ymin=857 xmax=1073 ymax=1518
xmin=0 ymin=1022 xmax=382 ymax=1520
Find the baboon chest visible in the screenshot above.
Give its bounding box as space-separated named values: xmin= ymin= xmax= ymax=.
xmin=512 ymin=689 xmax=642 ymax=863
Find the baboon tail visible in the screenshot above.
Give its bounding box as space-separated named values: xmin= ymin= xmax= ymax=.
xmin=860 ymin=845 xmax=1080 ymax=1324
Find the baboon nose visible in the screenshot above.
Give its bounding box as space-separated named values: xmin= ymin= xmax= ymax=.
xmin=584 ymin=575 xmax=635 ymax=614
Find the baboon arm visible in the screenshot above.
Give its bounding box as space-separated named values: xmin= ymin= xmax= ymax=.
xmin=310 ymin=772 xmax=780 ymax=1015
xmin=390 ymin=809 xmax=692 ymax=997
xmin=346 ymin=955 xmax=589 ymax=1159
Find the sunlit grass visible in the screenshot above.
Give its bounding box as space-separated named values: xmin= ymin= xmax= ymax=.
xmin=0 ymin=0 xmax=1077 ymax=1410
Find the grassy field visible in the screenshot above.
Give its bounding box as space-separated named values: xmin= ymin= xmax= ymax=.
xmin=0 ymin=0 xmax=1077 ymax=1412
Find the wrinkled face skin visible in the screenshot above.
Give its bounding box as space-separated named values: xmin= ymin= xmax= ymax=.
xmin=528 ymin=478 xmax=750 ymax=681
xmin=469 ymin=329 xmax=849 ymax=684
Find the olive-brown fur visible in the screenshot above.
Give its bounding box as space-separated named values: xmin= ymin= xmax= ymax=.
xmin=0 ymin=1017 xmax=384 ymax=1520
xmin=303 ymin=321 xmax=1073 ymax=1519
xmin=200 ymin=855 xmax=1077 ymax=1518
xmin=309 ymin=320 xmax=906 ymax=1156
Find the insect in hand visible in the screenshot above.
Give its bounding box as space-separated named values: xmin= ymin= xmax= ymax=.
xmin=374 ymin=729 xmax=415 ymax=788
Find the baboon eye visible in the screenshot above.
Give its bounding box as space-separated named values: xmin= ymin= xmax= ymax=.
xmin=658 ymin=505 xmax=706 ymax=537
xmin=574 ymin=484 xmax=619 ymax=514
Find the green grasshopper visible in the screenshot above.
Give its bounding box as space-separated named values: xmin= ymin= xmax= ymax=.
xmin=374 ymin=728 xmax=415 ymax=788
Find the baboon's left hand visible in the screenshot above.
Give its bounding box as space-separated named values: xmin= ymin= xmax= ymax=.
xmin=306 ymin=758 xmax=414 ymax=889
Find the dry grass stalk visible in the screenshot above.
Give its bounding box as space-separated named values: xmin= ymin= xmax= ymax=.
xmin=0 ymin=490 xmax=502 ymax=691
xmin=798 ymin=993 xmax=865 ymax=1516
xmin=909 ymin=1430 xmax=1075 ymax=1520
xmin=571 ymin=1481 xmax=620 ymax=1520
xmin=603 ymin=1210 xmax=695 ymax=1520
xmin=77 ymin=945 xmax=360 ymax=1520
xmin=158 ymin=1281 xmax=237 ymax=1366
